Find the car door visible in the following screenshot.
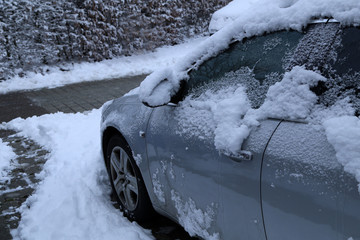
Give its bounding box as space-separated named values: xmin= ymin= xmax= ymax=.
xmin=218 ymin=119 xmax=281 ymax=240
xmin=261 ymin=24 xmax=360 ymax=240
xmin=262 ymin=121 xmax=360 ymax=240
xmin=146 ymin=104 xmax=223 ymax=239
xmin=146 ymin=29 xmax=305 ymax=239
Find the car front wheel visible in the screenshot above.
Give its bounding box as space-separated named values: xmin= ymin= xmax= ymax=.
xmin=106 ymin=135 xmax=153 ymax=222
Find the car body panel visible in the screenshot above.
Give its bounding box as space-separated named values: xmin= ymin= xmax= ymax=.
xmin=219 ymin=119 xmax=281 ymax=240
xmin=146 ymin=105 xmax=223 ymax=238
xmin=101 ymin=22 xmax=360 ymax=240
xmin=146 ymin=101 xmax=284 ymax=239
xmin=101 ymin=95 xmax=154 ymax=199
xmin=262 ymin=121 xmax=360 ymax=240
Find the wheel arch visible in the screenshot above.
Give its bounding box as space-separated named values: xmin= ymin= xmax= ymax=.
xmin=102 ymin=126 xmax=126 ymax=168
xmin=102 ymin=125 xmax=156 ymax=214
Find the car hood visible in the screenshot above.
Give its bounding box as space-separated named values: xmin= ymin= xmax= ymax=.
xmin=101 ymin=94 xmax=142 ymax=121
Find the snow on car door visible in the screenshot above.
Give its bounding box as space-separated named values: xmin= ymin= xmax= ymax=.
xmin=146 ymin=105 xmax=223 ymax=239
xmin=261 ymin=24 xmax=360 ymax=240
xmin=261 ymin=121 xmax=360 ymax=240
xmin=147 ymin=29 xmax=304 ymax=239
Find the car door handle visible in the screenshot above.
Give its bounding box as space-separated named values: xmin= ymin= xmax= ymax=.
xmin=223 ymin=150 xmax=253 ymax=162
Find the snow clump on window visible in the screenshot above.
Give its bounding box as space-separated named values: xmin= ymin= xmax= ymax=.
xmin=176 ymin=66 xmax=327 ymax=154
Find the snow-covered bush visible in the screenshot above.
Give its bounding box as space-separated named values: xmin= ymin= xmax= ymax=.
xmin=0 ymin=0 xmax=230 ymax=80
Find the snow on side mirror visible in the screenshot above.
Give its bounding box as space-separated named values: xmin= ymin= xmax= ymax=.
xmin=139 ymin=68 xmax=186 ymax=108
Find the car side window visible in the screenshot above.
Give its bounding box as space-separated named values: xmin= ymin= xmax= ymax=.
xmin=333 ymin=27 xmax=360 ymax=75
xmin=311 ymin=26 xmax=360 ymax=116
xmin=185 ymin=30 xmax=303 ymax=108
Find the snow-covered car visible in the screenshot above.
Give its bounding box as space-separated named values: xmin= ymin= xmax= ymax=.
xmin=101 ymin=16 xmax=360 ymax=240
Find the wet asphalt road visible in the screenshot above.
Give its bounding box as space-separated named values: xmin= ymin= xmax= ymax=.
xmin=0 ymin=75 xmax=198 ymax=240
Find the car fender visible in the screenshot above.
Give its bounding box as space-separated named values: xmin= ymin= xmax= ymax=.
xmin=101 ymin=95 xmax=156 ymax=206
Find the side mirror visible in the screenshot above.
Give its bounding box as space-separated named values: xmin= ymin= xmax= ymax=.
xmin=140 ymin=70 xmax=187 ymax=108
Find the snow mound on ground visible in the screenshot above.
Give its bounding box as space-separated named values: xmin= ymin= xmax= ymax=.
xmin=323 ymin=116 xmax=360 ymax=191
xmin=0 ymin=138 xmax=16 ymax=182
xmin=3 ymin=111 xmax=153 ymax=240
xmin=140 ymin=0 xmax=360 ymax=106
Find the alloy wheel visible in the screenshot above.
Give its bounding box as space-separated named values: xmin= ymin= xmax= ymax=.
xmin=110 ymin=146 xmax=139 ymax=211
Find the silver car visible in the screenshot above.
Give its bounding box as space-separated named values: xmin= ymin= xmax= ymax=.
xmin=101 ymin=21 xmax=360 ymax=240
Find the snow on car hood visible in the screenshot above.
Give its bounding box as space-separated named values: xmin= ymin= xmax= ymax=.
xmin=139 ymin=0 xmax=360 ymax=106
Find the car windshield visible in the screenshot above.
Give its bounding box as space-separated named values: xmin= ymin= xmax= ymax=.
xmin=186 ymin=23 xmax=360 ymax=116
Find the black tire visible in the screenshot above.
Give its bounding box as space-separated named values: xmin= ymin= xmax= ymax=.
xmin=106 ymin=135 xmax=154 ymax=222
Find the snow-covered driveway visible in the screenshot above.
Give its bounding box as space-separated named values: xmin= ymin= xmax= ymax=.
xmin=2 ymin=110 xmax=155 ymax=240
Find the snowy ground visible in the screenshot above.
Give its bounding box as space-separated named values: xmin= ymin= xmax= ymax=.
xmin=0 ymin=31 xmax=209 ymax=239
xmin=0 ymin=139 xmax=16 ymax=183
xmin=0 ymin=36 xmax=207 ymax=239
xmin=1 ymin=110 xmax=155 ymax=240
xmin=1 ymin=1 xmax=360 ymax=239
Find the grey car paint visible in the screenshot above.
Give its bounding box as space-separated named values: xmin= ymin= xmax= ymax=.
xmin=262 ymin=121 xmax=360 ymax=240
xmin=102 ymin=94 xmax=360 ymax=240
xmin=102 ymin=96 xmax=282 ymax=239
xmin=146 ymin=105 xmax=223 ymax=236
xmin=101 ymin=22 xmax=360 ymax=239
xmin=218 ymin=119 xmax=282 ymax=239
xmin=101 ymin=96 xmax=155 ymax=200
xmin=145 ymin=104 xmax=283 ymax=239
xmin=101 ymin=94 xmax=360 ymax=240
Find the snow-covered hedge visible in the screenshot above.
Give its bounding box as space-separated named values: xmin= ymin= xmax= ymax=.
xmin=0 ymin=0 xmax=230 ymax=80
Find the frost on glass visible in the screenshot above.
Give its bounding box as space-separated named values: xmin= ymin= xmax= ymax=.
xmin=187 ymin=29 xmax=303 ymax=108
xmin=176 ymin=79 xmax=251 ymax=153
xmin=316 ymin=72 xmax=360 ymax=116
xmin=312 ymin=27 xmax=360 ymax=116
xmin=189 ymin=67 xmax=282 ymax=109
xmin=286 ymin=23 xmax=341 ymax=71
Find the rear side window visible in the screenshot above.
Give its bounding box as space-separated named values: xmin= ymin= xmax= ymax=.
xmin=312 ymin=26 xmax=360 ymax=116
xmin=334 ymin=27 xmax=360 ymax=75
